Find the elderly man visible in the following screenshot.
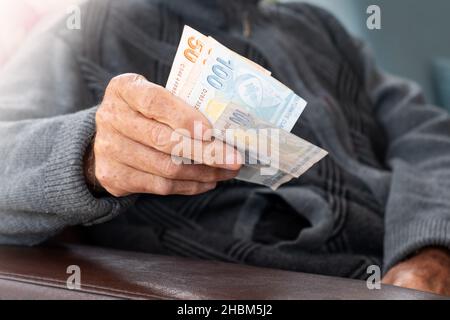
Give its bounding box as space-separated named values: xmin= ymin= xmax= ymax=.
xmin=0 ymin=0 xmax=449 ymax=295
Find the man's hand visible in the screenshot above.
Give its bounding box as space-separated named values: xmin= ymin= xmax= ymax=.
xmin=382 ymin=247 xmax=450 ymax=296
xmin=85 ymin=73 xmax=242 ymax=197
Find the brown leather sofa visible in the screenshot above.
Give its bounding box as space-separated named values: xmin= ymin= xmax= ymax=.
xmin=0 ymin=242 xmax=447 ymax=300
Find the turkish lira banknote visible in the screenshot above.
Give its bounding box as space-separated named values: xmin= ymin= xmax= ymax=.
xmin=166 ymin=26 xmax=327 ymax=189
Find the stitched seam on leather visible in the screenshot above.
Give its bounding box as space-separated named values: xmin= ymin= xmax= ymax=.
xmin=0 ymin=272 xmax=160 ymax=300
xmin=0 ymin=272 xmax=166 ymax=300
xmin=0 ymin=277 xmax=121 ymax=299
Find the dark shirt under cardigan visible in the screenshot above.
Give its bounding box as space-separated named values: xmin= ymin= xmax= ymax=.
xmin=1 ymin=0 xmax=449 ymax=279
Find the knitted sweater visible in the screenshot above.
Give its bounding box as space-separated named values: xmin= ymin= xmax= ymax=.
xmin=1 ymin=0 xmax=449 ymax=278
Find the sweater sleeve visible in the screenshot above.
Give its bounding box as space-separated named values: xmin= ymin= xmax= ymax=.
xmin=361 ymin=44 xmax=450 ymax=271
xmin=0 ymin=18 xmax=134 ymax=245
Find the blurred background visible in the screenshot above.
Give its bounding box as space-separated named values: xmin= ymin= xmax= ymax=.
xmin=298 ymin=0 xmax=450 ymax=111
xmin=1 ymin=0 xmax=450 ymax=110
xmin=0 ymin=0 xmax=82 ymax=64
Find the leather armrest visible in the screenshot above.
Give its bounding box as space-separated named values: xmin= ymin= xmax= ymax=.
xmin=0 ymin=244 xmax=445 ymax=300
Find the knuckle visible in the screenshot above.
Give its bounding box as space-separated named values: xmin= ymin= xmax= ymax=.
xmin=127 ymin=74 xmax=148 ymax=94
xmin=192 ymin=182 xmax=212 ymax=195
xmin=194 ymin=168 xmax=213 ymax=182
xmin=108 ymin=73 xmax=147 ymax=99
xmin=149 ymin=123 xmax=169 ymax=148
xmin=106 ymin=74 xmax=128 ymax=95
xmin=141 ymin=179 xmax=158 ymax=195
xmin=106 ymin=76 xmax=120 ymax=92
xmin=149 ymin=87 xmax=169 ymax=107
xmin=210 ymin=171 xmax=223 ymax=182
xmin=95 ymin=106 xmax=109 ymax=126
xmin=174 ymin=113 xmax=190 ymax=131
xmin=129 ymin=177 xmax=145 ymax=194
xmin=156 ymin=180 xmax=174 ymax=196
xmin=129 ymin=73 xmax=146 ymax=83
xmin=95 ymin=164 xmax=112 ymax=187
xmin=93 ymin=134 xmax=112 ymax=155
xmin=96 ymin=101 xmax=119 ymax=126
xmin=190 ymin=183 xmax=203 ymax=195
xmin=113 ymin=73 xmax=143 ymax=86
xmin=162 ymin=160 xmax=182 ymax=178
xmin=139 ymin=86 xmax=165 ymax=112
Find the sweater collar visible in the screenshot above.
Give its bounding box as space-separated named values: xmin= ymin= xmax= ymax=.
xmin=165 ymin=0 xmax=261 ymax=31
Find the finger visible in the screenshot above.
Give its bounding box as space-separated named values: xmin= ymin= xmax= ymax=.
xmin=98 ymin=159 xmax=217 ymax=196
xmin=95 ymin=128 xmax=239 ymax=182
xmin=110 ymin=73 xmax=212 ymax=139
xmin=381 ymin=272 xmax=396 ymax=285
xmin=393 ymin=277 xmax=434 ymax=293
xmin=383 ymin=270 xmax=435 ymax=293
xmin=101 ymin=102 xmax=242 ymax=170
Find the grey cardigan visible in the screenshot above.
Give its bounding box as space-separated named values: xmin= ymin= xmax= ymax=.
xmin=0 ymin=0 xmax=449 ymax=277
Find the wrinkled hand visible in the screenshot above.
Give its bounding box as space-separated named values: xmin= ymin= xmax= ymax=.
xmin=84 ymin=73 xmax=242 ymax=197
xmin=382 ymin=247 xmax=450 ymax=296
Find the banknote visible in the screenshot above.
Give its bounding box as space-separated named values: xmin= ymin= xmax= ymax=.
xmin=166 ymin=26 xmax=208 ymax=97
xmin=212 ymin=102 xmax=328 ymax=180
xmin=184 ymin=40 xmax=307 ymax=132
xmin=236 ymin=166 xmax=295 ymax=190
xmin=167 ymin=26 xmax=271 ymax=98
xmin=166 ymin=26 xmax=327 ymax=189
